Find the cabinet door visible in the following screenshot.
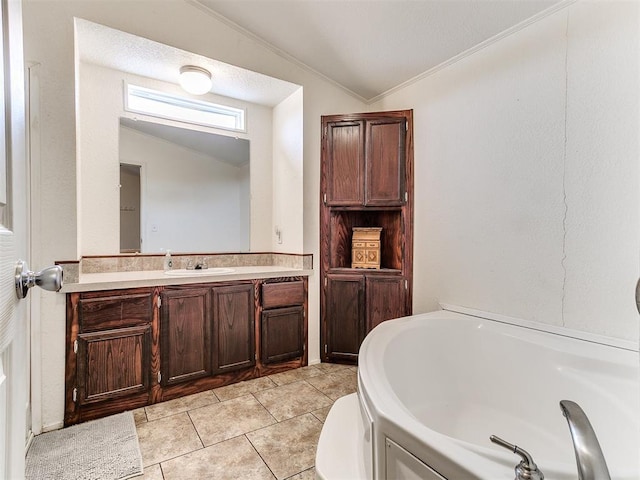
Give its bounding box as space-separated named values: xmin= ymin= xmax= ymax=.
xmin=212 ymin=284 xmax=255 ymax=373
xmin=325 ymin=120 xmax=365 ymax=206
xmin=261 ymin=306 xmax=304 ymax=364
xmin=366 ymin=276 xmax=406 ymax=332
xmin=325 ymin=274 xmax=365 ymax=362
xmin=365 ymin=118 xmax=406 ymax=206
xmin=76 ymin=325 xmax=151 ymax=405
xmin=161 ymin=288 xmax=212 ymax=385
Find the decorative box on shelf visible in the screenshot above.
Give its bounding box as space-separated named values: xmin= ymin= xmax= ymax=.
xmin=352 ymin=227 xmax=382 ymax=269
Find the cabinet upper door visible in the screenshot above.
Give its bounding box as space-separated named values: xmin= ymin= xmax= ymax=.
xmin=324 ymin=116 xmax=407 ymax=207
xmin=325 ymin=120 xmax=365 ymax=206
xmin=365 ymin=118 xmax=406 ymax=206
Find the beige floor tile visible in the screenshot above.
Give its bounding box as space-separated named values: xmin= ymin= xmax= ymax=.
xmin=161 ymin=435 xmax=275 ymax=480
xmin=137 ymin=463 xmax=164 ymax=480
xmin=132 ymin=407 xmax=148 ymax=425
xmin=189 ymin=394 xmax=276 ymax=446
xmin=286 ymin=467 xmax=316 ymax=480
xmin=311 ymin=404 xmax=333 ymax=423
xmin=136 ymin=412 xmax=203 ymax=467
xmin=145 ymin=390 xmax=219 ymax=421
xmin=253 ymin=380 xmax=332 ymax=421
xmin=214 ymin=376 xmax=277 ymax=402
xmin=313 ymin=362 xmax=351 ymax=374
xmin=247 ymin=414 xmax=323 ymax=480
xmin=268 ymin=365 xmax=323 ymax=386
xmin=305 ymin=370 xmax=357 ymax=400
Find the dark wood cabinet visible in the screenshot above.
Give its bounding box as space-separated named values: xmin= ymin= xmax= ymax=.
xmin=324 ymin=274 xmax=405 ymax=361
xmin=325 ymin=274 xmax=364 ymax=361
xmin=260 ymin=280 xmax=306 ymax=365
xmin=65 ymin=277 xmax=307 ymax=425
xmin=160 ymin=287 xmax=212 ymax=385
xmin=65 ymin=288 xmax=157 ymax=425
xmin=325 ymin=116 xmax=406 ymax=207
xmin=212 ymin=284 xmax=255 ymax=373
xmin=365 ymin=117 xmax=406 ymax=206
xmin=261 ymin=306 xmax=304 ymax=364
xmin=365 ymin=275 xmax=406 ymax=332
xmin=76 ymin=325 xmax=151 ymax=405
xmin=325 ymin=120 xmax=364 ymax=206
xmin=321 ymin=110 xmax=413 ymax=363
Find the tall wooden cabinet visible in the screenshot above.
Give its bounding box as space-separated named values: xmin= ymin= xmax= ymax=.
xmin=321 ymin=110 xmax=413 ymax=363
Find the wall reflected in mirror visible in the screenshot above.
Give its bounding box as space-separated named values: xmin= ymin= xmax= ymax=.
xmin=119 ymin=118 xmax=250 ymax=253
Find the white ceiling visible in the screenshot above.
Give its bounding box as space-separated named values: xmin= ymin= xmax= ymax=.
xmin=77 ymin=1 xmax=565 ymax=106
xmin=75 ymin=18 xmax=301 ymax=107
xmin=196 ymin=0 xmax=563 ymax=101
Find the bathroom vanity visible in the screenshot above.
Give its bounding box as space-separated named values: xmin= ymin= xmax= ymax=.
xmin=61 ymin=260 xmax=310 ymax=426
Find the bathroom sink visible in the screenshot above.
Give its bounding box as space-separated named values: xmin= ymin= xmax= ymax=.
xmin=164 ymin=268 xmax=235 ymax=276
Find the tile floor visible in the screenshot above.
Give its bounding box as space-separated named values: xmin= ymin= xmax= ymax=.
xmin=132 ymin=363 xmax=357 ymax=480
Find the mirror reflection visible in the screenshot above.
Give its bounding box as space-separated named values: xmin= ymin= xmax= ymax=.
xmin=119 ymin=118 xmax=250 ymax=253
xmin=76 ymin=18 xmax=304 ymax=256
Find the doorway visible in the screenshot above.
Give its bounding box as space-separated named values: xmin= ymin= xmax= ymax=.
xmin=120 ymin=163 xmax=141 ymax=253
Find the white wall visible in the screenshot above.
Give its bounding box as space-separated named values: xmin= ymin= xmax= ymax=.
xmin=272 ymin=88 xmax=304 ymax=252
xmin=23 ymin=0 xmax=365 ymax=431
xmin=120 ymin=127 xmax=250 ymax=253
xmin=79 ymin=62 xmax=271 ymax=254
xmin=372 ymin=1 xmax=639 ymax=342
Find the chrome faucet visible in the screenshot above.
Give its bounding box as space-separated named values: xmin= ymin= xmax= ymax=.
xmin=490 ymin=435 xmax=544 ymax=480
xmin=559 ymin=400 xmax=611 ymax=480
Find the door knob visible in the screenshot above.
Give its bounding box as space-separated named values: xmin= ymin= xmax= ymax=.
xmin=15 ymin=260 xmax=63 ymax=299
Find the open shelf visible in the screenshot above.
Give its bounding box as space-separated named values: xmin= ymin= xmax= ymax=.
xmin=328 ymin=210 xmax=403 ymax=270
xmin=328 ymin=267 xmax=402 ymax=275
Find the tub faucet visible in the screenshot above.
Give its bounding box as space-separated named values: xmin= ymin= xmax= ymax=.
xmin=490 ymin=435 xmax=544 ymax=480
xmin=559 ymin=400 xmax=611 ymax=480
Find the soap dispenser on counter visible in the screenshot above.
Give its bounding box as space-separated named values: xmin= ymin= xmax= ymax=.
xmin=164 ymin=250 xmax=173 ymax=271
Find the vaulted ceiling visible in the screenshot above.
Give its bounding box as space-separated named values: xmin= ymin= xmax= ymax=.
xmin=195 ymin=0 xmax=564 ymax=101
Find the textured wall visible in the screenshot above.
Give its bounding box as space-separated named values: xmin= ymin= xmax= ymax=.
xmin=373 ymin=2 xmax=639 ymax=342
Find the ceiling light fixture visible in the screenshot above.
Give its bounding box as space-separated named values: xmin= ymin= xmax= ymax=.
xmin=179 ymin=65 xmax=212 ymax=95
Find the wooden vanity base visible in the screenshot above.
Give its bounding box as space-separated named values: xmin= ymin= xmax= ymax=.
xmin=64 ymin=277 xmax=308 ymax=426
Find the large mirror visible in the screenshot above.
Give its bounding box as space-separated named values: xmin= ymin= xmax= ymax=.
xmin=119 ymin=118 xmax=250 ymax=253
xmin=75 ymin=18 xmax=303 ymax=256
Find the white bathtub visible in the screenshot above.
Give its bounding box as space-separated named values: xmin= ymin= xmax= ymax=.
xmin=316 ymin=309 xmax=640 ymax=480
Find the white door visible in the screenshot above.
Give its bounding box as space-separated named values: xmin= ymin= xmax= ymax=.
xmin=0 ymin=0 xmax=29 ymax=478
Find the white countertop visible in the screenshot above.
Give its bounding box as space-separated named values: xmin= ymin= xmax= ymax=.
xmin=61 ymin=266 xmax=312 ymax=293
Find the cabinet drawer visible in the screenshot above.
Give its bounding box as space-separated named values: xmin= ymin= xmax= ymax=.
xmin=79 ymin=292 xmax=153 ymax=331
xmin=262 ymin=281 xmax=305 ymax=309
